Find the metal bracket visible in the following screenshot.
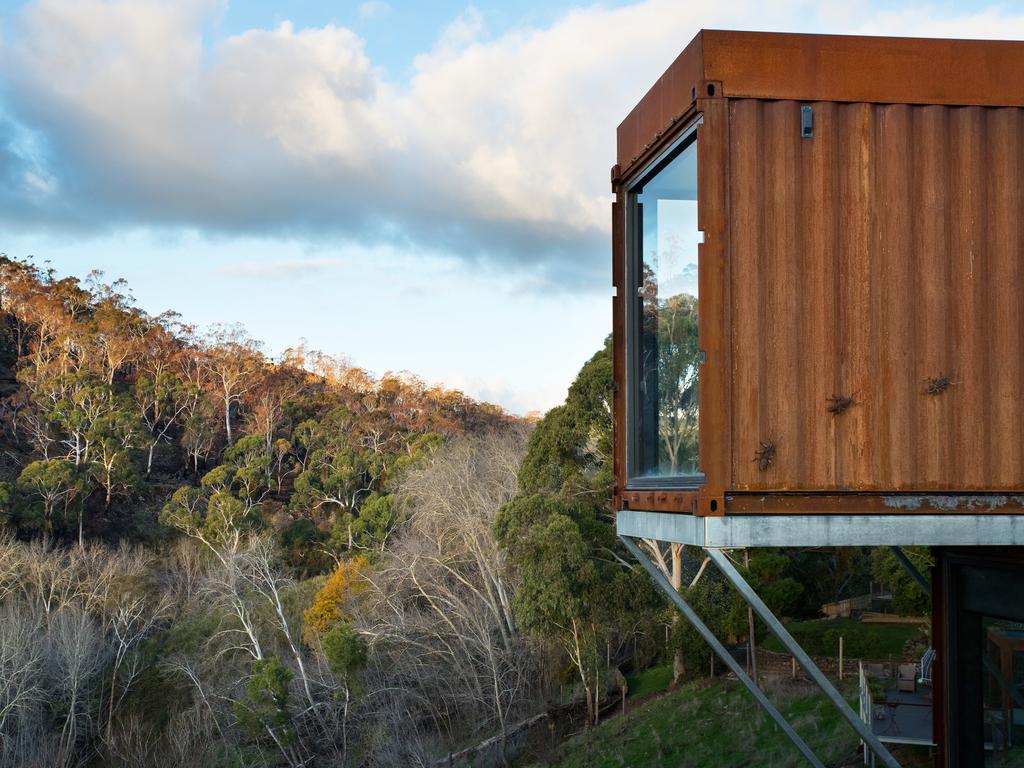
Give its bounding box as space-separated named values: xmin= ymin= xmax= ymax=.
xmin=706 ymin=549 xmax=902 ymax=768
xmin=801 ymin=105 xmax=814 ymax=138
xmin=620 ymin=536 xmax=826 ymax=768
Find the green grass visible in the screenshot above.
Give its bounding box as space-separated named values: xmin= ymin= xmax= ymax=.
xmin=538 ymin=678 xmax=863 ymax=768
xmin=761 ymin=618 xmax=923 ymax=658
xmin=624 ymin=664 xmax=672 ymax=699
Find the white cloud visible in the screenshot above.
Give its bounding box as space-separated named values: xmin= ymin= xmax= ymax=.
xmin=3 ymin=0 xmax=1024 ymax=289
xmin=358 ymin=1 xmax=391 ymax=21
xmin=217 ymin=257 xmax=343 ymax=277
xmin=440 ymin=372 xmax=573 ymax=417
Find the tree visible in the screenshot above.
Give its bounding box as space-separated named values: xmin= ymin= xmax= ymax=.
xmin=653 ymin=293 xmax=700 ymax=474
xmin=224 ymin=434 xmax=271 ymax=510
xmin=234 ymin=657 xmax=300 ymax=766
xmin=135 ymin=369 xmax=187 ymax=476
xmin=0 ymin=482 xmax=12 ymax=529
xmin=202 ymin=325 xmax=263 ymax=446
xmin=872 ymin=547 xmax=933 ymax=616
xmin=356 ymin=433 xmax=535 ymax=759
xmin=291 ymin=422 xmax=377 ymax=542
xmin=493 ymin=493 xmax=650 ymax=725
xmin=322 ymin=623 xmax=367 ymax=682
xmin=88 ymin=285 xmax=145 ymax=386
xmin=16 ymin=459 xmax=84 ymax=542
xmin=85 ymin=395 xmax=142 ymax=511
xmin=160 ymin=480 xmax=256 ymax=552
xmin=517 ymin=340 xmax=613 ymax=500
xmin=322 ymin=621 xmax=367 ymax=757
xmin=303 ymin=555 xmax=370 ymax=642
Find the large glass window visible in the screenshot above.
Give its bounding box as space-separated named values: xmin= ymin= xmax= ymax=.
xmin=983 ymin=620 xmax=1024 ymax=764
xmin=627 ymin=126 xmax=701 ymax=483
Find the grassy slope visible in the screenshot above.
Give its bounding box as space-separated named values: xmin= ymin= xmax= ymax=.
xmin=539 ymin=678 xmax=863 ymax=768
xmin=761 ymin=618 xmax=923 ymax=658
xmin=624 ymin=664 xmax=673 ymax=698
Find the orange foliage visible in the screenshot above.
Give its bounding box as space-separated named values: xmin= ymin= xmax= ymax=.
xmin=303 ymin=555 xmax=370 ymax=643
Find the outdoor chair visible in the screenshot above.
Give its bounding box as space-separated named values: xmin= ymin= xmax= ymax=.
xmin=897 ymin=663 xmax=917 ymax=693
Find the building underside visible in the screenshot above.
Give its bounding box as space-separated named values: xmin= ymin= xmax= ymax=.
xmin=619 ymin=511 xmax=1024 ymax=768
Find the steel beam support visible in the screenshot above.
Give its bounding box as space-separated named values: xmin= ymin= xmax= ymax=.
xmin=617 ymin=510 xmax=1024 ymax=548
xmin=706 ymin=548 xmax=902 ymax=768
xmin=619 ymin=536 xmax=826 ymax=768
xmin=889 ymin=546 xmax=931 ymax=596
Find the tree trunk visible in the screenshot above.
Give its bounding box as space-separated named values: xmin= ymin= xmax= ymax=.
xmin=224 ymin=395 xmax=232 ymax=444
xmin=671 ymin=544 xmax=686 ymax=684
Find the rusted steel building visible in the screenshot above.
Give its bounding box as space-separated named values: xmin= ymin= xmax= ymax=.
xmin=612 ymin=30 xmax=1024 ymax=768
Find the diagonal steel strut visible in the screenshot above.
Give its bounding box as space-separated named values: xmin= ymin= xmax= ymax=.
xmin=619 ymin=536 xmax=826 ymax=768
xmin=889 ymin=546 xmax=931 ymax=596
xmin=705 ymin=548 xmax=902 ymax=768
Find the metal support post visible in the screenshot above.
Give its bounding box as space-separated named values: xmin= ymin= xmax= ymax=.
xmin=706 ymin=548 xmax=902 ymax=768
xmin=889 ymin=546 xmax=931 ymax=596
xmin=619 ymin=536 xmax=826 ymax=768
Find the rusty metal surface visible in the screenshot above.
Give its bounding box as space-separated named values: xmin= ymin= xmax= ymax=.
xmin=617 ymin=33 xmax=702 ymax=175
xmin=695 ymin=97 xmax=731 ymax=516
xmin=702 ymin=31 xmax=1024 ymax=108
xmin=729 ymin=100 xmax=1024 ymax=492
xmin=617 ymin=30 xmax=1024 ymax=172
xmin=726 ymin=494 xmax=1024 ymax=516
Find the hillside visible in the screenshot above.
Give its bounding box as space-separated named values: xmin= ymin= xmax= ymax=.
xmin=0 ymin=255 xmax=928 ymax=768
xmin=530 ymin=678 xmax=931 ymax=768
xmin=0 ymin=255 xmax=520 ymax=553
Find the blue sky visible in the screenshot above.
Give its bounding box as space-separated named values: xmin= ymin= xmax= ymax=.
xmin=1 ymin=0 xmax=1022 ymax=414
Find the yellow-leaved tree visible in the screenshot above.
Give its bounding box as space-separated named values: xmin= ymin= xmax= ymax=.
xmin=303 ymin=555 xmax=370 ymax=644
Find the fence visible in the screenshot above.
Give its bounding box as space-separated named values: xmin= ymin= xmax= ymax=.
xmin=755 ymin=648 xmax=916 ymax=681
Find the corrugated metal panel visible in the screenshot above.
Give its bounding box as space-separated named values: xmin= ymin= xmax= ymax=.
xmin=729 ymin=100 xmax=1024 ymax=491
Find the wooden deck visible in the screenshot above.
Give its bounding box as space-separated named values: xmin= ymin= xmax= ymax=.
xmin=869 ymin=687 xmax=934 ymax=747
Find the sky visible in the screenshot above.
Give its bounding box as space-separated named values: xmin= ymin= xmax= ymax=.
xmin=1 ymin=0 xmax=1023 ymax=415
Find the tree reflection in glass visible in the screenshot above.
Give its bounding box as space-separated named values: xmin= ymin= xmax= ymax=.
xmin=633 ymin=135 xmax=700 ymax=480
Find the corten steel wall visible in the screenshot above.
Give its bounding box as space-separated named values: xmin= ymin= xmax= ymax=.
xmin=612 ymin=31 xmax=1024 ymax=516
xmin=729 ymin=100 xmax=1024 ymax=492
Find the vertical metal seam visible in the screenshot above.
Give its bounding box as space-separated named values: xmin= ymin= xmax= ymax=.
xmin=830 ymin=103 xmax=843 ymax=488
xmin=867 ymin=103 xmax=881 ymax=487
xmin=941 ymin=106 xmax=954 ymax=483
xmin=757 ymin=100 xmax=768 ymax=480
xmin=909 ymin=107 xmax=925 ymax=487
xmin=979 ymin=106 xmax=993 ymax=487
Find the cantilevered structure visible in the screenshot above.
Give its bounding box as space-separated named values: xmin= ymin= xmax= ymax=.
xmin=612 ymin=30 xmax=1024 ymax=768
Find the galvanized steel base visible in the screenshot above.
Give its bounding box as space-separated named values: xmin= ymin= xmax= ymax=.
xmin=617 ymin=510 xmax=1024 ymax=548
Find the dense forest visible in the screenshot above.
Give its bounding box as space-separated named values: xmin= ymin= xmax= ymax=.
xmin=0 ymin=255 xmax=926 ymax=767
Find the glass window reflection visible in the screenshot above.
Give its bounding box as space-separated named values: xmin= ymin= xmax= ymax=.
xmin=630 ymin=134 xmax=701 ymax=481
xmin=984 ymin=619 xmax=1024 ymax=765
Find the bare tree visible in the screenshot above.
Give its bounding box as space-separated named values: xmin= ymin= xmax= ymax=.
xmin=360 ymin=430 xmax=538 ymax=765
xmin=47 ymin=607 xmax=109 ymax=762
xmin=0 ymin=605 xmax=46 ymax=766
